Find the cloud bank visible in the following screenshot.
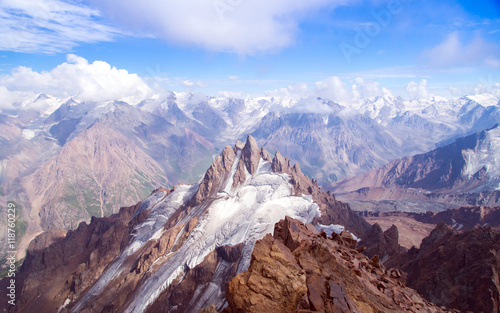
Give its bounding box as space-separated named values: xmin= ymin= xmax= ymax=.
xmin=266 ymin=76 xmax=392 ymax=104
xmin=422 ymin=32 xmax=500 ymax=69
xmin=0 ymin=54 xmax=153 ymax=111
xmin=90 ymin=0 xmax=347 ymax=55
xmin=405 ymin=79 xmax=433 ymax=99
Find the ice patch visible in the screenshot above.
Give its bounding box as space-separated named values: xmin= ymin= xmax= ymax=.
xmin=463 ymin=127 xmax=500 ymax=181
xmin=22 ymin=129 xmax=36 ymax=140
xmin=316 ymin=223 xmax=360 ymax=242
xmin=223 ymin=150 xmax=242 ymax=194
xmin=57 ymin=298 xmax=71 ymax=313
xmin=316 ymin=223 xmax=345 ymax=236
xmin=70 ymin=184 xmax=198 ymax=313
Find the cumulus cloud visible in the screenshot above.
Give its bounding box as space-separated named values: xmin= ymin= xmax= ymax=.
xmin=0 ymin=54 xmax=154 ymax=111
xmin=491 ymin=83 xmax=500 ymax=98
xmin=0 ymin=0 xmax=121 ymax=53
xmin=267 ymin=76 xmax=393 ymax=104
xmin=448 ymin=85 xmax=462 ymax=97
xmin=405 ymin=79 xmax=433 ymax=99
xmin=422 ymin=32 xmax=500 ymax=69
xmin=89 ymin=0 xmax=347 ymax=55
xmin=351 ymin=77 xmax=392 ymax=99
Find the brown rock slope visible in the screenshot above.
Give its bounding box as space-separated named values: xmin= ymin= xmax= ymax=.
xmin=387 ymin=223 xmax=500 ymax=313
xmin=0 ymin=199 xmax=152 ymax=313
xmin=223 ymin=216 xmax=452 ymax=313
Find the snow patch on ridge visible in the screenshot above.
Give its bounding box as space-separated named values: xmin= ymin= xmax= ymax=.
xmin=22 ymin=129 xmax=36 ymax=140
xmin=463 ymin=126 xmax=500 ymax=188
xmin=316 ymin=223 xmax=361 ymax=242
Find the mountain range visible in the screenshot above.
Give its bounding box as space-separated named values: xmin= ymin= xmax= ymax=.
xmin=1 ymin=91 xmax=500 ymax=262
xmin=2 ymin=136 xmax=499 ymax=313
xmin=330 ymin=124 xmax=500 ymax=212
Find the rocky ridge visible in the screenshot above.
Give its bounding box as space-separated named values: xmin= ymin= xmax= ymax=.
xmin=387 ymin=224 xmax=500 ymax=313
xmin=361 ymin=205 xmax=500 ymax=232
xmin=222 ymin=216 xmax=452 ymax=313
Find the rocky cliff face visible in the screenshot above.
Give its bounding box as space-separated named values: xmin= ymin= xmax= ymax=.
xmin=357 ymin=223 xmax=406 ymax=262
xmin=363 ymin=206 xmax=500 ymax=232
xmin=387 ymin=224 xmax=500 ymax=313
xmin=223 ymin=216 xmax=451 ymax=313
xmin=4 ymin=136 xmax=373 ymax=313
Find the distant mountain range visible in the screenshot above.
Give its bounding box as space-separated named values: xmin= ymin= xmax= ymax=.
xmin=1 ymin=91 xmax=499 ymax=261
xmin=330 ymin=124 xmax=500 ymax=211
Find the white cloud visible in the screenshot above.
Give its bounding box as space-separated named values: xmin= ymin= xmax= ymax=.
xmin=267 ymin=76 xmax=392 ymax=105
xmin=228 ymin=76 xmax=239 ymax=80
xmin=89 ymin=0 xmax=348 ymax=55
xmin=0 ymin=54 xmax=154 ymax=110
xmin=218 ymin=90 xmax=247 ymax=98
xmin=183 ymin=80 xmax=195 ymax=87
xmin=182 ymin=80 xmax=208 ymax=88
xmin=351 ymin=77 xmax=392 ymax=99
xmin=492 ymin=83 xmax=500 ymax=98
xmin=405 ymin=79 xmax=433 ymax=99
xmin=422 ymin=32 xmax=500 ymax=69
xmin=448 ymin=85 xmax=461 ymax=97
xmin=0 ymin=0 xmax=121 ymax=53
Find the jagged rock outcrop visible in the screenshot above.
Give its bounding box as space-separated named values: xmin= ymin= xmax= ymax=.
xmin=25 ymin=227 xmax=66 ymax=255
xmin=387 ymin=223 xmax=500 ymax=313
xmin=0 ymin=199 xmax=152 ymax=313
xmin=358 ymin=223 xmax=407 ymax=262
xmin=409 ymin=205 xmax=500 ymax=231
xmin=224 ymin=216 xmax=452 ymax=313
xmin=225 ymin=233 xmax=307 ymax=313
xmin=190 ymin=135 xmax=272 ymax=207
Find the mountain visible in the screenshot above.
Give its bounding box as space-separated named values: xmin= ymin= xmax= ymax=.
xmin=329 ymin=124 xmax=500 ymax=211
xmin=222 ymin=216 xmax=450 ymax=313
xmin=4 ymin=136 xmax=372 ymax=313
xmin=359 ymin=205 xmax=500 ymax=251
xmin=5 ymin=136 xmax=500 ymax=313
xmin=0 ymin=99 xmax=219 ymax=261
xmin=2 ymin=92 xmax=500 ymax=264
xmin=386 ymin=224 xmax=500 ymax=313
xmin=250 ymin=109 xmax=402 ymax=182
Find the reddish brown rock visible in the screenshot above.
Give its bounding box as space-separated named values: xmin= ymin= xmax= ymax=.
xmin=224 ymin=233 xmax=307 ymax=313
xmin=358 ymin=223 xmax=407 ymax=262
xmin=0 ymin=200 xmax=149 ymax=313
xmin=387 ymin=223 xmax=500 ymax=313
xmin=25 ymin=227 xmax=66 ymax=255
xmin=224 ymin=216 xmax=451 ymax=313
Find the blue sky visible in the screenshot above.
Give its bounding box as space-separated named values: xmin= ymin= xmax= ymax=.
xmin=0 ymin=0 xmax=499 ymax=101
